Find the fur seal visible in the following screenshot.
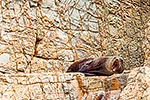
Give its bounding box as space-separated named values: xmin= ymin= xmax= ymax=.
xmin=67 ymin=56 xmax=124 ymax=76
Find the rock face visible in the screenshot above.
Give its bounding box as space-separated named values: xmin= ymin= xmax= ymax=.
xmin=144 ymin=20 xmax=150 ymax=66
xmin=0 ymin=0 xmax=150 ymax=99
xmin=1 ymin=0 xmax=149 ymax=72
xmin=0 ymin=73 xmax=127 ymax=100
xmin=119 ymin=66 xmax=150 ymax=100
xmin=0 ymin=73 xmax=86 ymax=100
xmin=119 ymin=20 xmax=150 ymax=99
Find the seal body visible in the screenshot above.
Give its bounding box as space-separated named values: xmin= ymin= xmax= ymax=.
xmin=67 ymin=56 xmax=124 ymax=76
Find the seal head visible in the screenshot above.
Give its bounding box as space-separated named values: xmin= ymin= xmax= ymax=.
xmin=105 ymin=56 xmax=124 ymax=74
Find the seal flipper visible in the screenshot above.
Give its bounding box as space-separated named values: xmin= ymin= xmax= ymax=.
xmin=78 ymin=60 xmax=93 ymax=72
xmin=83 ymin=57 xmax=108 ymax=71
xmin=67 ymin=58 xmax=94 ymax=72
xmin=78 ymin=65 xmax=88 ymax=72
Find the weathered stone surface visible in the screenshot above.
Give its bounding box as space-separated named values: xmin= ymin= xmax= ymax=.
xmin=0 ymin=0 xmax=150 ymax=99
xmin=0 ymin=73 xmax=86 ymax=100
xmin=144 ymin=20 xmax=150 ymax=66
xmin=0 ymin=72 xmax=127 ymax=100
xmin=0 ymin=53 xmax=73 ymax=73
xmin=0 ymin=53 xmax=10 ymax=65
xmin=86 ymin=74 xmax=128 ymax=99
xmin=1 ymin=0 xmax=149 ymax=72
xmin=27 ymin=57 xmax=69 ymax=73
xmin=119 ymin=66 xmax=150 ymax=100
xmin=3 ymin=53 xmax=30 ymax=73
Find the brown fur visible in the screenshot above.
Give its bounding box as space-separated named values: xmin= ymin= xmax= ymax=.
xmin=67 ymin=58 xmax=94 ymax=72
xmin=67 ymin=56 xmax=124 ymax=76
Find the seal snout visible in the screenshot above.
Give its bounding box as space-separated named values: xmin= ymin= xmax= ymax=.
xmin=112 ymin=59 xmax=119 ymax=71
xmin=112 ymin=56 xmax=124 ymax=73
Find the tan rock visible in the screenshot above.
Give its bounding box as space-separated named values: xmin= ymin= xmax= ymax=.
xmin=4 ymin=53 xmax=29 ymax=72
xmin=119 ymin=67 xmax=150 ymax=100
xmin=0 ymin=0 xmax=150 ymax=99
xmin=0 ymin=73 xmax=87 ymax=100
xmin=0 ymin=72 xmax=127 ymax=100
xmin=1 ymin=0 xmax=149 ymax=71
xmin=144 ymin=20 xmax=150 ymax=66
xmin=0 ymin=53 xmax=10 ymax=65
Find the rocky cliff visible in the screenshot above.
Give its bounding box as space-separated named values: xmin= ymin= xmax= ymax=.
xmin=0 ymin=0 xmax=150 ymax=99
